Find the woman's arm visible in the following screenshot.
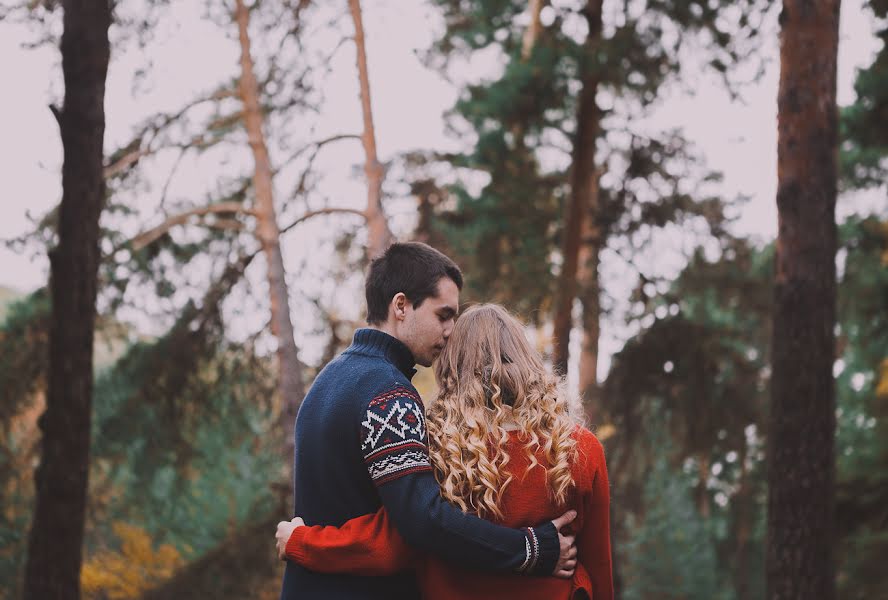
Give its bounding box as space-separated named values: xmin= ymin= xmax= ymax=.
xmin=284 ymin=506 xmax=414 ymax=576
xmin=577 ymin=433 xmax=614 ymax=600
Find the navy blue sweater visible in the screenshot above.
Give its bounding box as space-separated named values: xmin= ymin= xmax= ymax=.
xmin=279 ymin=328 xmax=560 ymax=599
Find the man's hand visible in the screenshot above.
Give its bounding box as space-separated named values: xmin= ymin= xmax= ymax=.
xmin=276 ymin=517 xmax=305 ymax=560
xmin=551 ymin=510 xmax=577 ymax=578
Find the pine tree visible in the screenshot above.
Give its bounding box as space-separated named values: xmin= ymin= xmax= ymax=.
xmin=621 ymin=427 xmax=730 ymax=600
xmin=420 ymin=0 xmax=769 ymax=405
xmin=767 ymin=2 xmax=841 ymax=598
xmin=834 ymin=217 xmax=888 ymax=598
xmin=22 ymin=1 xmax=111 ymax=598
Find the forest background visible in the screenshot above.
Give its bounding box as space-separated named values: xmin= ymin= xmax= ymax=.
xmin=0 ymin=0 xmax=885 ymax=598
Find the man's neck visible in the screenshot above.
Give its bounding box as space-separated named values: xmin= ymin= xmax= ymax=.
xmin=367 ymin=323 xmax=399 ymax=341
xmin=360 ymin=325 xmax=417 ymax=377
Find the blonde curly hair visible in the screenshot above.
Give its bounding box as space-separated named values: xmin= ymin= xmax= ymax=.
xmin=426 ymin=304 xmax=580 ymax=520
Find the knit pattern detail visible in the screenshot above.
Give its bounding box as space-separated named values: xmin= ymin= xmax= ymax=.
xmin=361 ymin=386 xmax=431 ymax=484
xmin=517 ymin=527 xmax=540 ymax=574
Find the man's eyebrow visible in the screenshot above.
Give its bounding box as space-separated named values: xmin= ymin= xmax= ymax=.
xmin=438 ymin=306 xmax=457 ymax=318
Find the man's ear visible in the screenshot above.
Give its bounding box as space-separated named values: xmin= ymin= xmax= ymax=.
xmin=391 ymin=292 xmax=408 ymax=321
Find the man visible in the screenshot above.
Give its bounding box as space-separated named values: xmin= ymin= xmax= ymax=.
xmin=278 ymin=242 xmax=577 ymax=599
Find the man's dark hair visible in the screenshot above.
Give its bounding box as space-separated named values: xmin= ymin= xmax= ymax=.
xmin=365 ymin=242 xmax=463 ymax=325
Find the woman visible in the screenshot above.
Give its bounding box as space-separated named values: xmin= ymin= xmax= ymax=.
xmin=280 ymin=304 xmax=612 ymax=599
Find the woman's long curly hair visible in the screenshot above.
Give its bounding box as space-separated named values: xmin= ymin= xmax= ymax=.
xmin=426 ymin=304 xmax=580 ymax=520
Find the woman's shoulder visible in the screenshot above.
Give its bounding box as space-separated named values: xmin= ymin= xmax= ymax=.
xmin=572 ymin=425 xmax=605 ymax=453
xmin=571 ymin=426 xmax=606 ymax=486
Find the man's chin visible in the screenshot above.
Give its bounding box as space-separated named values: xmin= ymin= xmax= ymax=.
xmin=417 ymin=351 xmax=441 ymax=368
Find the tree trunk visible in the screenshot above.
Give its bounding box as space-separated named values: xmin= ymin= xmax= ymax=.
xmin=696 ymin=454 xmax=712 ymax=519
xmin=348 ymin=0 xmax=393 ymax=259
xmin=22 ymin=1 xmax=111 ymax=598
xmin=767 ymin=2 xmax=840 ymax=599
xmin=552 ymin=0 xmax=602 ymax=388
xmin=521 ymin=0 xmax=546 ymax=60
xmin=235 ymin=0 xmax=306 ymax=492
xmin=576 ymin=224 xmax=601 ymax=415
xmin=508 ymin=0 xmax=548 ymax=155
xmin=733 ymin=440 xmax=753 ymax=600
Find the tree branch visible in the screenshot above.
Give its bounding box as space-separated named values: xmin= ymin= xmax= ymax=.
xmin=130 ymin=202 xmax=256 ymax=250
xmin=103 ymin=86 xmax=236 ymax=180
xmin=103 ymin=148 xmax=149 ymax=179
xmin=275 ymin=133 xmax=360 ymax=177
xmin=283 ymin=134 xmax=362 ymax=202
xmin=279 ymin=207 xmax=366 ymax=235
xmin=48 ymin=104 xmax=63 ymax=130
xmin=158 ymin=147 xmax=188 ymax=209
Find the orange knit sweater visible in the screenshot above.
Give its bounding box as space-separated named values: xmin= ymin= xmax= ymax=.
xmin=285 ymin=427 xmax=613 ymax=600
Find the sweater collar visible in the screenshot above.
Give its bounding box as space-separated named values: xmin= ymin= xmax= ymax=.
xmin=350 ymin=328 xmax=417 ymax=380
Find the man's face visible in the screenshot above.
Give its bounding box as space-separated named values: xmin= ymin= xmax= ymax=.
xmin=401 ymin=277 xmax=459 ymax=367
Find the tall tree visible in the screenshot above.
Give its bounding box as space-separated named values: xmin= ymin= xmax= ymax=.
xmin=833 ymin=217 xmax=888 ymax=599
xmin=604 ymin=237 xmax=773 ymax=600
xmin=348 ymin=0 xmax=394 ymax=258
xmin=552 ymin=0 xmax=602 ymax=385
xmin=767 ymin=1 xmax=840 ymax=599
xmin=423 ymin=0 xmax=768 ymax=401
xmin=234 ymin=0 xmax=306 ymax=476
xmin=834 ymin=3 xmax=888 ymax=591
xmin=22 ymin=0 xmax=112 ymax=598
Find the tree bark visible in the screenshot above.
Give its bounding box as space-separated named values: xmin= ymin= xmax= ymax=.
xmin=520 ymin=0 xmax=546 ymax=61
xmin=348 ymin=0 xmax=393 ymax=259
xmin=576 ymin=221 xmax=601 ymax=414
xmin=767 ymin=2 xmax=840 ymax=599
xmin=22 ymin=2 xmax=111 ymax=598
xmin=235 ymin=0 xmax=306 ymax=487
xmin=510 ymin=0 xmax=547 ymax=152
xmin=733 ymin=440 xmax=753 ymax=600
xmin=696 ymin=453 xmax=712 ymax=519
xmin=552 ymin=0 xmax=602 ymax=392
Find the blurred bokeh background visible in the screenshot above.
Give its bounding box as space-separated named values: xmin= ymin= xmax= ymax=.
xmin=1 ymin=0 xmax=885 ymax=598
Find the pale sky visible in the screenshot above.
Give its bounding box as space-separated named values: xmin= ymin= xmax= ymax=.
xmin=0 ymin=0 xmax=882 ymax=376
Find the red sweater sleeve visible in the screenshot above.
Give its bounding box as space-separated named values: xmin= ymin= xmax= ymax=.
xmin=284 ymin=506 xmax=414 ymax=576
xmin=577 ymin=432 xmax=614 ymax=600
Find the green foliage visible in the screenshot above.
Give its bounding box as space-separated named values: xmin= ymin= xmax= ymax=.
xmin=0 ymin=286 xmax=24 ymax=325
xmin=834 ymin=3 xmax=888 ymax=591
xmin=621 ymin=426 xmax=733 ymax=600
xmin=0 ymin=290 xmax=50 ymax=424
xmin=0 ymin=278 xmax=280 ymax=595
xmin=0 ymin=290 xmax=49 ymax=598
xmin=605 ymin=237 xmax=771 ymax=477
xmin=420 ymin=0 xmax=768 ymax=320
xmin=841 ymin=1 xmax=888 ymax=189
xmin=435 ymin=160 xmax=561 ymax=317
xmin=87 ymin=312 xmax=280 ymax=559
xmin=606 ymin=216 xmax=888 ymax=598
xmin=834 ymin=216 xmax=888 ymax=598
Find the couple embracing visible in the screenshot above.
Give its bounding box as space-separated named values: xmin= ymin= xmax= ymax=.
xmin=275 ymin=242 xmax=613 ymax=600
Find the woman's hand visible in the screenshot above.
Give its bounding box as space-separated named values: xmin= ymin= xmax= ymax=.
xmin=276 ymin=517 xmax=305 ymax=560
